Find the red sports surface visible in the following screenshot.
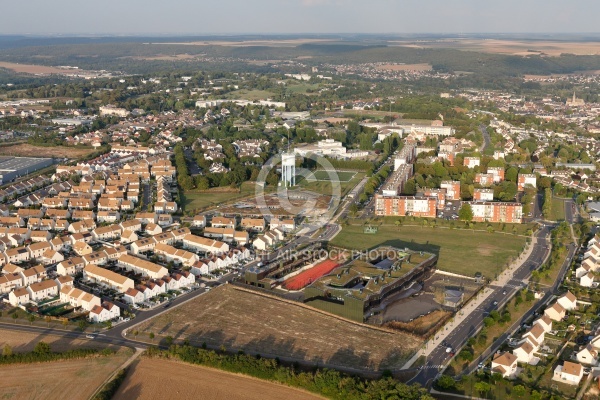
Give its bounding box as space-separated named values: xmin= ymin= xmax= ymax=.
xmin=282 ymin=259 xmax=340 ymax=290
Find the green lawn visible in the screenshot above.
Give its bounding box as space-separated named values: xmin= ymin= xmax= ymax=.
xmin=180 ymin=182 xmax=266 ymax=213
xmin=550 ymin=197 xmax=566 ymax=221
xmin=311 ymin=170 xmax=356 ymax=182
xmin=298 ymin=172 xmax=365 ymax=197
xmin=330 ymin=223 xmax=528 ymax=278
xmin=223 ymin=89 xmax=276 ymax=100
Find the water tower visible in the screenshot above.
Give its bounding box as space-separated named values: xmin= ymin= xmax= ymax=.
xmin=281 ymin=152 xmax=296 ymax=187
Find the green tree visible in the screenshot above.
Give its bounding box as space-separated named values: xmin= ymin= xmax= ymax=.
xmin=474 ymin=382 xmax=490 ymax=396
xmin=436 ymin=375 xmax=456 ymax=390
xmin=11 ymin=313 xmax=18 ymax=323
xmin=34 ymin=341 xmax=51 ymax=355
xmin=27 ymin=314 xmax=35 ymax=325
xmin=505 ymin=167 xmax=518 ymax=182
xmin=458 ymin=203 xmax=474 ymax=222
xmin=512 ymin=384 xmax=526 ymax=397
xmin=78 ymin=320 xmax=88 ymax=332
xmin=3 ymin=344 xmax=12 ymax=357
xmin=149 ymin=332 xmax=155 ymax=342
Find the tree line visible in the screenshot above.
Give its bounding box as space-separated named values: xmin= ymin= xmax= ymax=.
xmin=147 ymin=344 xmax=433 ymax=400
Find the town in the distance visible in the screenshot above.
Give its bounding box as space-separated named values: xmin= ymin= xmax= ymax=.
xmin=2 ymin=32 xmax=600 ymax=400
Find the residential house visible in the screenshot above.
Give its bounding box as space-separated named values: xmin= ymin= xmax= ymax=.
xmin=8 ymin=287 xmax=30 ymax=306
xmin=117 ymin=254 xmax=167 ymax=280
xmin=57 ymin=257 xmax=85 ymax=276
xmin=0 ymin=273 xmax=22 ymax=294
xmin=41 ymin=249 xmax=64 ymax=265
xmin=123 ymin=288 xmax=144 ymax=304
xmin=212 ymin=216 xmax=236 ymax=229
xmin=191 ymin=215 xmax=206 ymax=228
xmin=557 ymin=291 xmax=577 ymax=311
xmin=545 ymin=303 xmax=567 ymax=321
xmin=533 ymin=315 xmax=553 ymax=333
xmin=182 ymin=234 xmax=229 ymax=254
xmin=491 ymin=352 xmax=518 ymax=378
xmin=153 ymin=243 xmax=198 ymax=267
xmin=576 ymin=344 xmax=598 ymax=366
xmin=240 ymin=218 xmax=265 ymax=232
xmin=27 ymin=280 xmax=58 ymax=302
xmin=553 ymin=361 xmax=584 ymax=385
xmin=83 ymin=265 xmax=134 ymax=292
xmin=513 ymin=342 xmax=536 ymax=364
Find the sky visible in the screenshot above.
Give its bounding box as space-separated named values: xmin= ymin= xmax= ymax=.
xmin=1 ymin=0 xmax=598 ymax=35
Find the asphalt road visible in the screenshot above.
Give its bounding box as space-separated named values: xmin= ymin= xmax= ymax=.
xmin=409 ymin=224 xmax=556 ymax=387
xmin=565 ymin=197 xmax=577 ymax=224
xmin=479 ymin=124 xmax=491 ymax=153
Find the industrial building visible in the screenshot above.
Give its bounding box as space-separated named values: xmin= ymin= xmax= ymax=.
xmin=0 ymin=157 xmax=53 ymax=184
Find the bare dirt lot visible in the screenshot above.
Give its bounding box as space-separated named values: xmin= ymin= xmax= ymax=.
xmin=135 ymin=285 xmax=422 ymax=371
xmin=0 ymin=350 xmax=131 ymax=400
xmin=0 ymin=143 xmax=97 ymax=159
xmin=390 ymin=39 xmax=600 ymax=56
xmin=114 ymin=357 xmax=325 ymax=400
xmin=0 ymin=328 xmax=124 ymax=353
xmin=375 ymin=63 xmax=432 ymax=71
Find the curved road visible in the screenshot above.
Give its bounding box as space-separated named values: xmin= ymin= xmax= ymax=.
xmin=479 ymin=124 xmax=491 ymax=153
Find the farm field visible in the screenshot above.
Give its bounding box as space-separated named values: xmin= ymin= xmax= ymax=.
xmin=0 ymin=349 xmax=131 ymax=400
xmin=331 ymin=223 xmax=527 ymax=278
xmin=135 ymin=285 xmax=422 ymax=371
xmin=282 ymin=258 xmax=341 ymax=290
xmin=0 ymin=328 xmax=123 ymax=353
xmin=390 ymin=39 xmax=600 ymax=56
xmin=0 ymin=61 xmax=90 ymax=75
xmin=114 ymin=357 xmax=325 ymax=400
xmin=0 ymin=143 xmax=97 ymax=159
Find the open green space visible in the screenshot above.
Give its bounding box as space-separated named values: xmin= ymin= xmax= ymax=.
xmin=330 ymin=223 xmax=528 ymax=278
xmin=180 ymin=182 xmax=266 ymax=213
xmin=298 ymin=172 xmax=364 ymax=197
xmin=550 ymin=197 xmax=566 ymax=221
xmin=224 ymin=89 xmax=276 ymax=100
xmin=310 ymin=170 xmax=356 ymax=182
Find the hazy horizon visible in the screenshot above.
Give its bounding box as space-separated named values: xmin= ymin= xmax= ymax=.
xmin=3 ymin=0 xmax=600 ymax=36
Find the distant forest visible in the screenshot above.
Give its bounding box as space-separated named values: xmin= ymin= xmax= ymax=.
xmin=1 ymin=36 xmax=600 ymax=86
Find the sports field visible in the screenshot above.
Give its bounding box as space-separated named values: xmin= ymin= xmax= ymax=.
xmin=331 ymin=224 xmax=527 ymax=278
xmin=282 ymin=259 xmax=341 ymax=290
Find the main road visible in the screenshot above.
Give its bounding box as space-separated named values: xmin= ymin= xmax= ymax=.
xmin=409 ymin=224 xmax=560 ymax=387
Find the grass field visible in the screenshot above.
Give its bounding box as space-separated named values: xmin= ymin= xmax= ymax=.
xmin=0 ymin=143 xmax=97 ymax=159
xmin=310 ymin=170 xmax=356 ymax=182
xmin=224 ymin=89 xmax=276 ymax=100
xmin=331 ymin=224 xmax=527 ymax=278
xmin=114 ymin=357 xmax=324 ymax=400
xmin=135 ymin=285 xmax=422 ymax=371
xmin=0 ymin=349 xmax=131 ymax=400
xmin=180 ymin=181 xmax=267 ymax=212
xmin=550 ymin=197 xmax=566 ymax=221
xmin=298 ymin=171 xmax=364 ymax=197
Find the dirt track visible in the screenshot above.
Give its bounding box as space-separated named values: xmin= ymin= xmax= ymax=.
xmin=114 ymin=357 xmax=325 ymax=400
